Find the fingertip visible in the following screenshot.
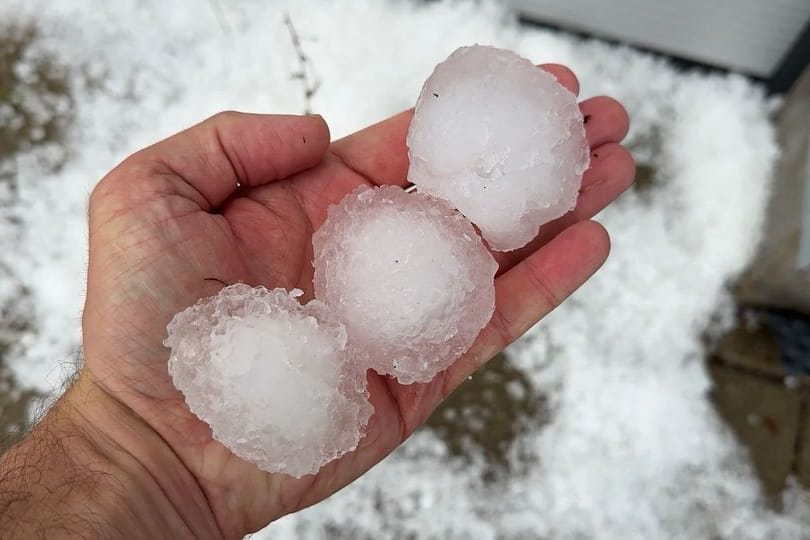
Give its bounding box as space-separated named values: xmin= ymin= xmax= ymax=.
xmin=614 ymin=145 xmax=636 ymax=192
xmin=582 ymin=219 xmax=611 ymax=261
xmin=587 ymin=143 xmax=636 ymax=194
xmin=608 ymin=97 xmax=630 ymax=141
xmin=580 ymin=96 xmax=631 ymax=147
xmin=264 ymin=113 xmax=332 ymax=154
xmin=304 ymin=113 xmax=331 ymax=142
xmin=539 ymin=63 xmax=580 ymax=96
xmin=232 ymin=111 xmax=332 ymax=146
xmin=584 ymin=219 xmax=610 ymax=247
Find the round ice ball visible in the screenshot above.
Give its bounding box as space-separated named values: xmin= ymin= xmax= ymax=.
xmin=164 ymin=284 xmax=372 ymax=478
xmin=313 ymin=185 xmax=497 ymax=385
xmin=407 ymin=45 xmax=590 ymax=251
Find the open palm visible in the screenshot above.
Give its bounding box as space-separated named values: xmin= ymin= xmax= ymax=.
xmin=80 ymin=64 xmax=632 ymax=537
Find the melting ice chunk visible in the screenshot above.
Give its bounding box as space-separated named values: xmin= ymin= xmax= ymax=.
xmin=164 ymin=284 xmax=372 ymax=478
xmin=313 ymin=185 xmax=497 ymax=384
xmin=407 ymin=45 xmax=590 ymax=251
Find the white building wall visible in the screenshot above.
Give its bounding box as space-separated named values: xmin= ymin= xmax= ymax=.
xmin=508 ymin=0 xmax=810 ymax=76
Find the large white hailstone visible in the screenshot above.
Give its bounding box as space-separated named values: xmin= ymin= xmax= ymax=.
xmin=164 ymin=284 xmax=373 ymax=478
xmin=313 ymin=185 xmax=497 ymax=384
xmin=407 ymin=45 xmax=590 ymax=251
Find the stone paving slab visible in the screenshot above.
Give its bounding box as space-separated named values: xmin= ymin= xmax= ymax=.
xmin=709 ymin=361 xmax=802 ymax=497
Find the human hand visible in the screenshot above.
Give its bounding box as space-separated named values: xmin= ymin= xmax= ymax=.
xmin=2 ymin=64 xmax=632 ymax=538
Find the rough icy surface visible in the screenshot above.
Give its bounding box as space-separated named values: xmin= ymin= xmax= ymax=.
xmin=164 ymin=284 xmax=373 ymax=478
xmin=313 ymin=185 xmax=497 ymax=384
xmin=407 ymin=45 xmax=589 ymax=251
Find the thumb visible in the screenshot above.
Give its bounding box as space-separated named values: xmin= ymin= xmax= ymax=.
xmin=131 ymin=111 xmax=331 ymax=210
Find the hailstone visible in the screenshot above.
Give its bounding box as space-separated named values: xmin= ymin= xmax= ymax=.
xmin=164 ymin=284 xmax=372 ymax=478
xmin=313 ymin=185 xmax=497 ymax=384
xmin=407 ymin=45 xmax=589 ymax=251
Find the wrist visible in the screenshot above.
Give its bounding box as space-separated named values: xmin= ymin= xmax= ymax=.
xmin=0 ymin=372 xmax=223 ymax=539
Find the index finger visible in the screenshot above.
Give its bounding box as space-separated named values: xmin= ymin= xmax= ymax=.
xmin=329 ymin=63 xmax=580 ymax=188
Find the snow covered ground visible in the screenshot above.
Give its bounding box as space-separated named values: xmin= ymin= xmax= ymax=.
xmin=1 ymin=0 xmax=808 ymax=538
